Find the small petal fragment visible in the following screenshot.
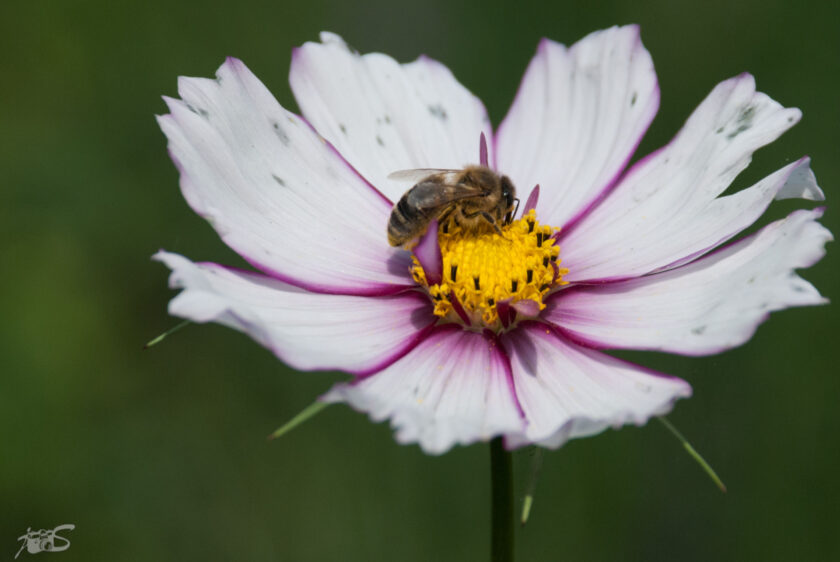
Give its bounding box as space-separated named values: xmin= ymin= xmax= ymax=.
xmin=290 ymin=33 xmax=492 ymax=202
xmin=155 ymin=252 xmax=435 ymax=374
xmin=158 ymin=57 xmax=412 ymax=295
xmin=496 ymin=25 xmax=659 ymax=228
xmin=549 ymin=208 xmax=831 ymax=355
xmin=413 ymin=219 xmax=442 ymax=285
xmin=324 ymin=327 xmax=525 ymax=454
xmin=561 ymin=74 xmax=819 ymax=282
xmin=503 ymin=324 xmax=692 ymax=449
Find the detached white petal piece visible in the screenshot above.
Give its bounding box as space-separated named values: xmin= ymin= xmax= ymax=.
xmin=495 ymin=25 xmax=659 ymax=228
xmin=324 ymin=328 xmax=525 ymax=454
xmin=290 ymin=32 xmax=492 ymax=203
xmin=158 ymin=57 xmax=413 ymax=295
xmin=155 ymin=252 xmax=436 ymax=374
xmin=503 ymin=324 xmax=691 ymax=449
xmin=561 ymin=73 xmax=822 ymax=282
xmin=549 ymin=208 xmax=831 ymax=355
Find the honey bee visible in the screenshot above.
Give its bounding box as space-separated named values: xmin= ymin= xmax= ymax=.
xmin=387 ymin=165 xmax=518 ymax=248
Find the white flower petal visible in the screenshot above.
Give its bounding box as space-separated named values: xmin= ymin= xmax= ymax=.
xmin=503 ymin=323 xmax=691 ymax=449
xmin=549 ymin=208 xmax=831 ymax=355
xmin=561 ymin=73 xmax=821 ymax=282
xmin=324 ymin=327 xmax=525 ymax=454
xmin=290 ymin=32 xmax=492 ymax=203
xmin=158 ymin=57 xmax=413 ymax=295
xmin=495 ymin=25 xmax=659 ymax=227
xmin=155 ymin=251 xmax=436 ymax=374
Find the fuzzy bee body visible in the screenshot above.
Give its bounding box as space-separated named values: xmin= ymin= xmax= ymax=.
xmin=387 ymin=166 xmax=517 ymax=248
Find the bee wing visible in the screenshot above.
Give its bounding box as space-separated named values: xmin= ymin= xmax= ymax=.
xmin=407 ymin=180 xmax=487 ymax=213
xmin=387 ymin=168 xmax=459 ymax=182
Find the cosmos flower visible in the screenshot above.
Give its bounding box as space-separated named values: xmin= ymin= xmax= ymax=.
xmin=155 ymin=26 xmax=830 ymax=454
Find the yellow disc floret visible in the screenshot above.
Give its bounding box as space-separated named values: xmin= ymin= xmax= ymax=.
xmin=411 ymin=210 xmax=568 ymax=330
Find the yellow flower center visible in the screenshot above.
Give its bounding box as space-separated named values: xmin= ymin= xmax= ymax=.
xmin=411 ymin=210 xmax=568 ymax=330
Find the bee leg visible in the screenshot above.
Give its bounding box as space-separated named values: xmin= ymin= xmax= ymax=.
xmin=464 ymin=210 xmax=505 ymax=237
xmin=438 ymin=206 xmax=455 ymax=233
xmin=506 ymin=198 xmax=520 ymax=224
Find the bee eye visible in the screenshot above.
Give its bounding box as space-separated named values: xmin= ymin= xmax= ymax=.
xmin=499 ymin=176 xmax=516 ymax=209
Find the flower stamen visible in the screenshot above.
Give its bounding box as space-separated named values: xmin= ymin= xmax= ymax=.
xmin=411 ymin=209 xmax=568 ymax=330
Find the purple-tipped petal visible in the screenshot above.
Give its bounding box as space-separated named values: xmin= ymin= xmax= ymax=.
xmin=290 ymin=32 xmax=493 ymax=203
xmin=158 ymin=58 xmax=414 ymax=295
xmin=560 ymin=74 xmax=819 ymax=283
xmin=496 ymin=25 xmax=660 ymax=227
xmin=502 ymin=323 xmax=692 ymax=449
xmin=479 ymin=132 xmax=489 ymax=167
xmin=449 ymin=292 xmax=471 ymax=326
xmin=323 ymin=327 xmax=525 ymax=454
xmin=496 ymin=298 xmax=513 ymax=328
xmin=414 ymin=219 xmax=442 ymax=285
xmin=522 ymin=184 xmax=540 ymax=215
xmin=511 ymin=299 xmax=540 ymax=317
xmin=548 ymin=208 xmax=831 ymax=356
xmin=154 ymin=251 xmax=436 ymax=374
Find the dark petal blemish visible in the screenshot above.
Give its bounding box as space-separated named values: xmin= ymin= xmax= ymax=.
xmin=339 ymin=123 xmax=347 ymax=134
xmin=272 ymin=174 xmax=286 ymax=187
xmin=727 ymin=105 xmax=756 ymax=139
xmin=428 ymin=104 xmax=448 ymax=120
xmin=272 ymin=121 xmax=290 ymax=144
xmin=376 ymin=135 xmax=385 ymax=147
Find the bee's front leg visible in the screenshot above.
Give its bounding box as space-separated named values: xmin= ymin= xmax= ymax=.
xmin=463 ymin=210 xmax=504 ymax=237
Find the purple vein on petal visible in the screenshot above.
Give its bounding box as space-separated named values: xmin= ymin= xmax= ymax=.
xmin=479 ymin=132 xmax=489 ymax=167
xmin=490 ymin=330 xmax=527 ymax=420
xmin=346 ymin=324 xmax=460 ymax=384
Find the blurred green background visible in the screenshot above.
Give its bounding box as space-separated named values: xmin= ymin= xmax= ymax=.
xmin=1 ymin=0 xmax=837 ymax=560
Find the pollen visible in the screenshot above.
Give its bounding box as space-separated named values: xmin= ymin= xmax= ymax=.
xmin=411 ymin=210 xmax=568 ymax=330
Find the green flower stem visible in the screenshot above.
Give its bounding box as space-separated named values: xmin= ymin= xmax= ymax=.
xmin=490 ymin=437 xmax=514 ymax=562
